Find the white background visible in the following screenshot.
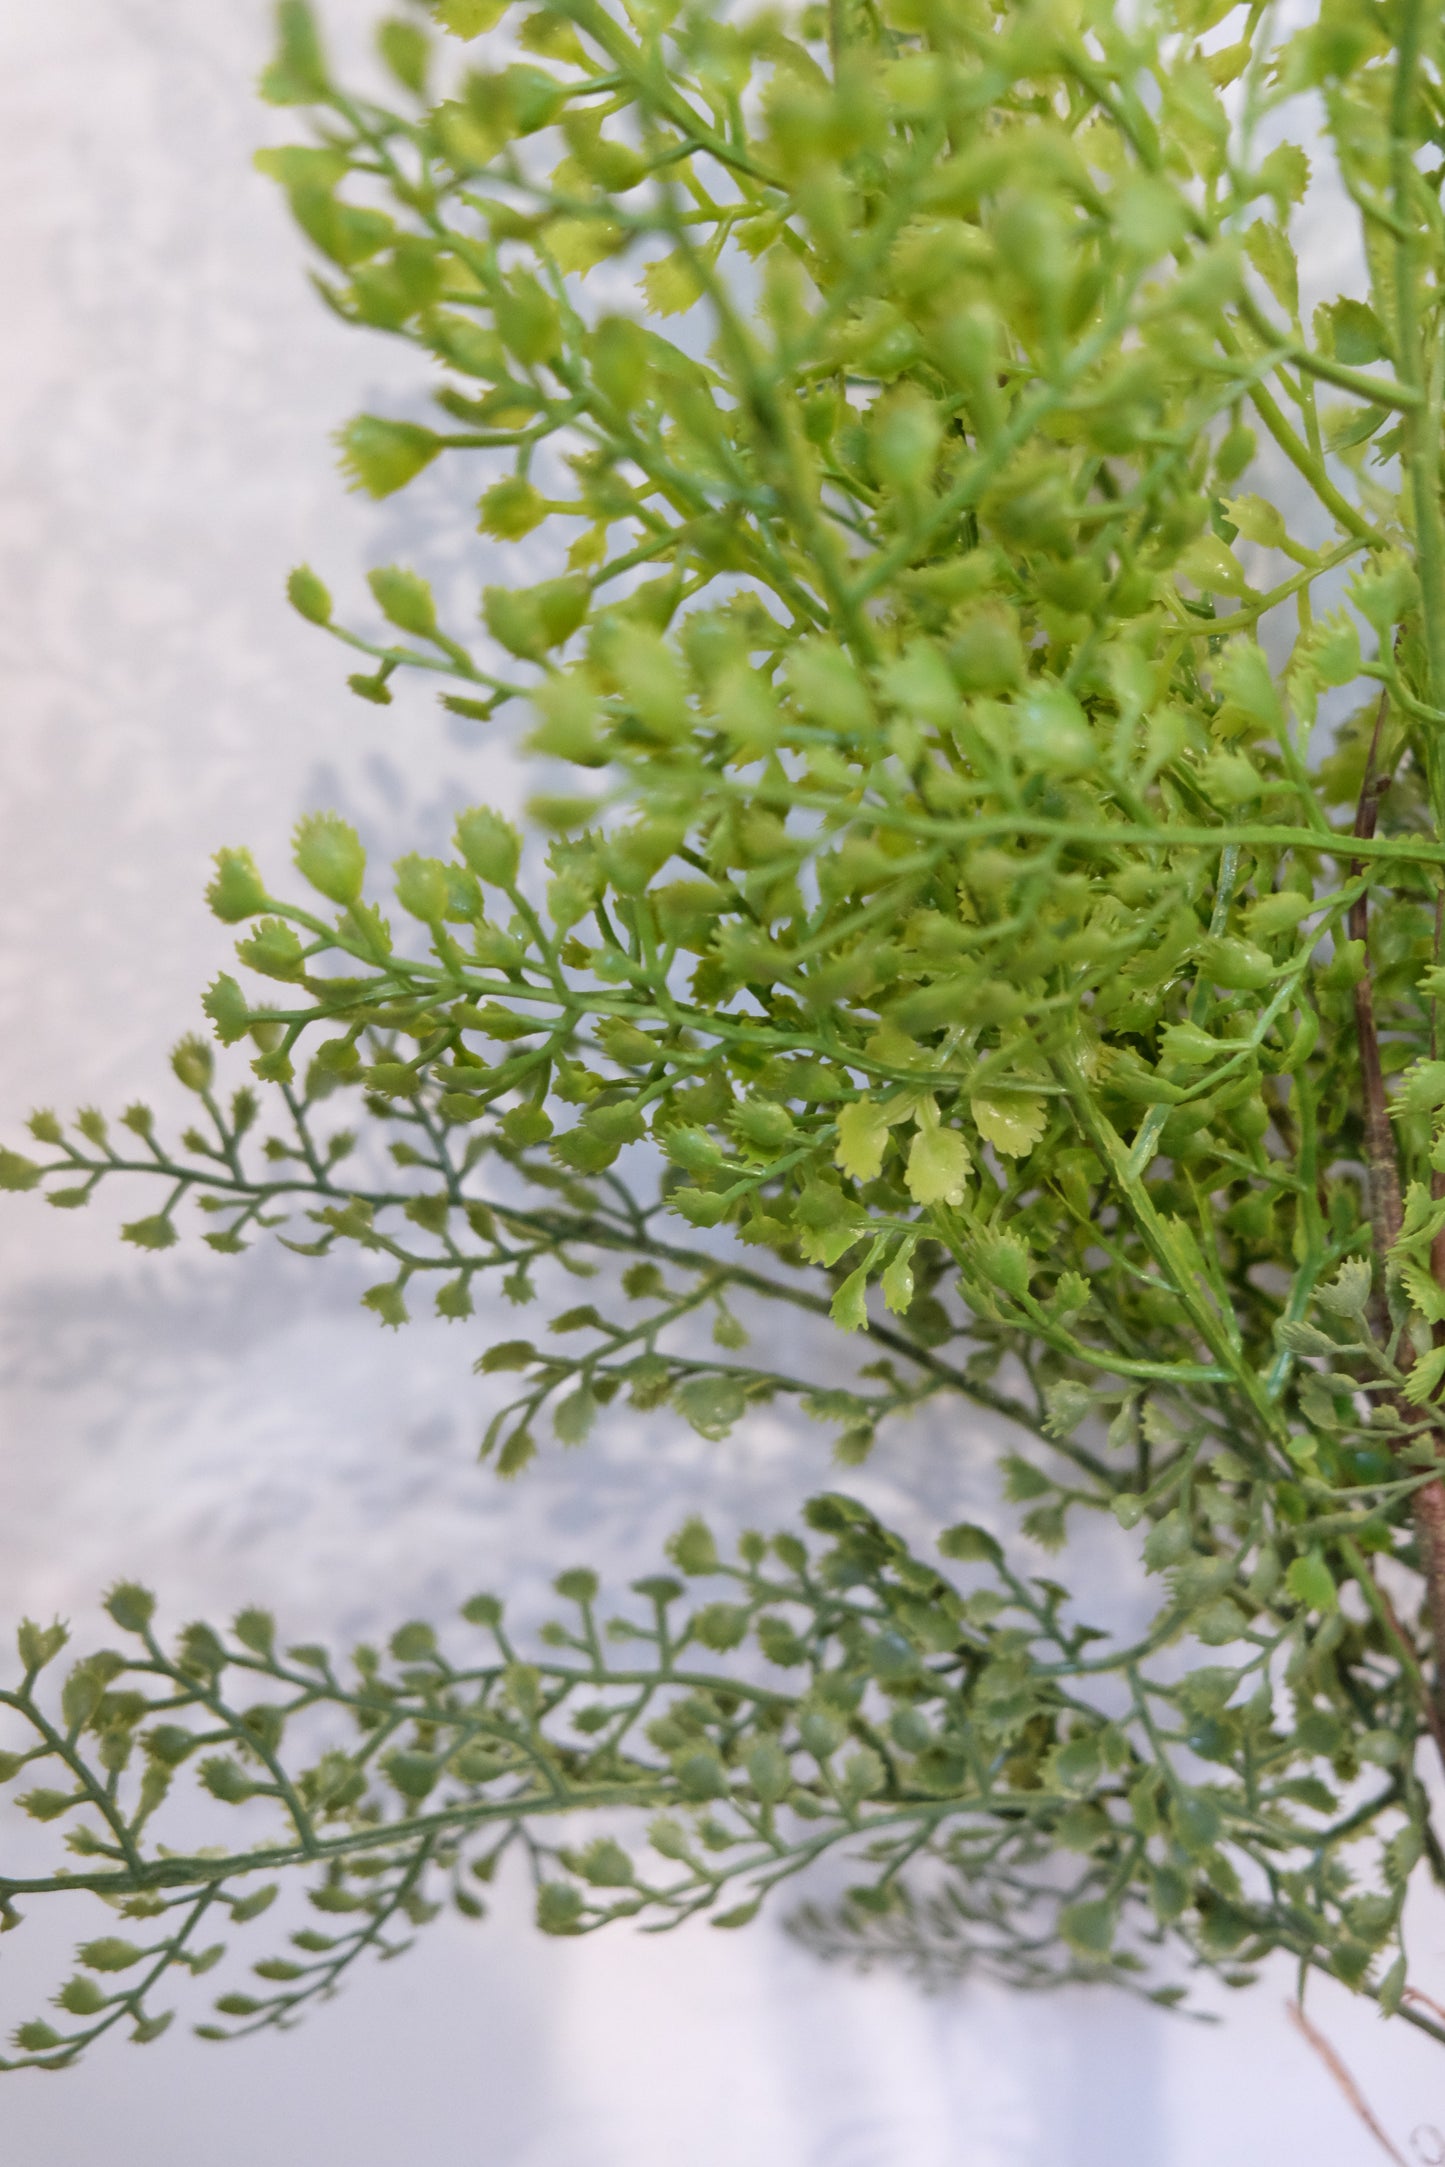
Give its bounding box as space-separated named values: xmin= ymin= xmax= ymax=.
xmin=1 ymin=3 xmax=1443 ymax=2158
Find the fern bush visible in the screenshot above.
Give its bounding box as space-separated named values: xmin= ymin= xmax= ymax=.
xmin=4 ymin=0 xmax=1445 ymax=2069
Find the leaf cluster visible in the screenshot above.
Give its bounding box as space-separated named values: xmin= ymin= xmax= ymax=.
xmin=8 ymin=0 xmax=1445 ymax=2062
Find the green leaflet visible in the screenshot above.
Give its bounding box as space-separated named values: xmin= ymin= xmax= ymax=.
xmin=905 ymin=1102 xmax=972 ymax=1208
xmin=970 ymin=1092 xmax=1048 ymax=1159
xmin=834 ymin=1094 xmax=914 ymax=1181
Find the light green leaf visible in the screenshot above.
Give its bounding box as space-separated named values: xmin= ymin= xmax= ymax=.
xmin=1214 ymin=639 xmax=1283 ymax=732
xmin=970 ymin=1092 xmax=1047 ymax=1159
xmin=1059 ymin=1898 xmax=1116 ymax=1956
xmin=906 ymin=1118 xmax=971 ymax=1208
xmin=711 ymin=1898 xmax=762 ymax=1930
xmin=294 ymin=812 xmax=366 ymax=906
xmin=1159 ymin=1022 xmax=1231 ymax=1069
xmin=1396 ymin=1181 xmax=1445 ymax=1252
xmin=881 ymin=1236 xmax=918 ymax=1315
xmin=1398 ymin=1259 xmax=1445 ymax=1326
xmin=1243 ymin=219 xmax=1299 ymax=315
xmin=977 ymin=1232 xmax=1032 ymax=1299
xmin=336 ymin=415 xmax=441 ymax=498
xmin=1321 ymin=296 xmax=1387 ymax=365
xmin=1043 ymin=1380 xmax=1092 ymax=1438
xmin=1378 ymin=1953 xmax=1408 ymax=2018
xmin=1402 ymin=1343 xmax=1445 ymax=1408
xmin=835 ymin=1099 xmax=892 ymax=1182
xmin=674 ymin=1374 xmax=749 ymax=1440
xmin=78 ymin=1937 xmax=146 ymax=1973
xmin=1393 ymin=1060 xmax=1445 ymax=1117
xmin=1176 ymin=534 xmax=1252 ymax=598
xmin=830 ymin=1238 xmax=885 ymax=1334
xmin=1220 ymin=493 xmax=1287 ymax=549
xmin=1257 ymin=142 xmax=1310 ymax=207
xmin=1284 ymin=1550 xmax=1337 ymax=1612
xmin=547 ymin=218 xmax=625 ymax=276
xmin=287 ymin=564 xmax=333 ymax=625
xmin=432 ymin=0 xmax=508 ymax=38
xmin=362 ymin=1282 xmax=409 ymax=1330
xmin=121 ymin=1214 xmax=178 ymax=1253
xmin=479 ymin=477 xmax=546 ymax=541
xmin=0 ymin=1149 xmax=42 ymax=1193
xmin=1314 ymin=1259 xmax=1373 ymax=1316
xmin=1275 ymin=1320 xmax=1339 ymax=1357
xmin=939 ymin=1522 xmax=1001 ymax=1564
xmin=1301 ymin=612 xmax=1361 ymax=689
xmin=553 ymin=1386 xmax=598 ymax=1445
xmin=640 ymin=253 xmax=705 ymax=317
xmin=368 ymin=565 xmax=438 ymax=640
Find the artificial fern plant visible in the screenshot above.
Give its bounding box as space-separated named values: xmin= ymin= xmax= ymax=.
xmin=4 ymin=0 xmax=1445 ymax=2069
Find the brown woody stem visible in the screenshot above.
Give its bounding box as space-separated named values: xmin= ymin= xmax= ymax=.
xmin=1286 ymin=2000 xmax=1408 ymax=2164
xmin=1349 ymin=692 xmax=1403 ymax=1263
xmin=1432 ymin=886 xmax=1445 ymax=1289
xmin=1348 ymin=694 xmax=1445 ymax=1762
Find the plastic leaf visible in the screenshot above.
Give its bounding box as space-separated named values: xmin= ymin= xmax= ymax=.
xmin=639 ymin=254 xmax=705 ymax=317
xmin=881 ymin=1236 xmax=918 ymax=1316
xmin=835 ymin=1100 xmax=892 ymax=1183
xmin=368 ymin=565 xmax=438 ymax=640
xmin=1243 ymin=219 xmax=1298 ymax=315
xmin=906 ymin=1120 xmax=971 ymax=1208
xmin=830 ymin=1258 xmax=873 ymax=1334
xmin=1176 ymin=534 xmax=1251 ymax=598
xmin=432 ymin=0 xmax=507 ymax=34
xmin=1315 ymin=1259 xmax=1373 ymax=1316
xmin=287 ymin=564 xmax=333 ymax=625
xmin=294 ymin=813 xmax=366 ymax=907
xmin=207 ymin=848 xmax=269 ymax=924
xmin=336 ymin=415 xmax=441 ymax=498
xmin=1220 ymin=494 xmax=1287 ymax=549
xmin=479 ymin=477 xmax=546 ymax=541
xmin=261 ymin=0 xmax=330 ymax=103
xmin=1284 ymin=1551 xmax=1337 ymax=1612
xmin=1402 ymin=1345 xmax=1445 ymax=1408
xmin=970 ymin=1093 xmax=1047 ymax=1159
xmin=0 ymin=1150 xmax=41 ymax=1193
